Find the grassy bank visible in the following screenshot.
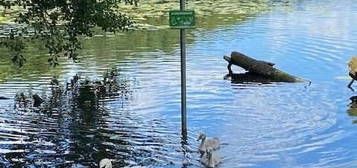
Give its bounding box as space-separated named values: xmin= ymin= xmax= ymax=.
xmin=0 ymin=0 xmax=271 ymax=28
xmin=119 ymin=0 xmax=271 ymax=29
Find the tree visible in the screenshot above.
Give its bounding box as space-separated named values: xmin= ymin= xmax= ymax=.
xmin=0 ymin=0 xmax=137 ymax=67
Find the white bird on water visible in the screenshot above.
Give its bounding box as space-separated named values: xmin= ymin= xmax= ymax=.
xmin=200 ymin=148 xmax=221 ymax=168
xmin=197 ymin=133 xmax=220 ymax=155
xmin=99 ymin=158 xmax=112 ymax=168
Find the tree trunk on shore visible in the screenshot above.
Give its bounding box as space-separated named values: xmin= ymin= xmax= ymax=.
xmin=224 ymin=51 xmax=304 ymax=82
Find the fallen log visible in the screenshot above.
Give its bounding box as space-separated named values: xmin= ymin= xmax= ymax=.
xmin=224 ymin=51 xmax=304 ymax=83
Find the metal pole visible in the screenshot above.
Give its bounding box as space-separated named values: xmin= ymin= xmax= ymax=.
xmin=180 ymin=0 xmax=187 ymax=138
xmin=180 ymin=0 xmax=185 ymax=10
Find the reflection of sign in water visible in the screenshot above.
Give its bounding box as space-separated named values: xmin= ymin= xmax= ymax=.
xmin=169 ymin=10 xmax=195 ymax=29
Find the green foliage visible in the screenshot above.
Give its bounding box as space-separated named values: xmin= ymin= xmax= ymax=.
xmin=0 ymin=0 xmax=137 ymax=67
xmin=0 ymin=32 xmax=26 ymax=66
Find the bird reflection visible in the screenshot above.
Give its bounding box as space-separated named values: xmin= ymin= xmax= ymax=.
xmin=347 ymin=96 xmax=357 ymax=124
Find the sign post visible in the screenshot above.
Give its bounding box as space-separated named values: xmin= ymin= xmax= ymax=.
xmin=169 ymin=1 xmax=195 ymax=139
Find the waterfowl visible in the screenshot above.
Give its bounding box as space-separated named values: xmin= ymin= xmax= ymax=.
xmin=0 ymin=96 xmax=9 ymax=100
xmin=15 ymin=93 xmax=26 ymax=102
xmin=348 ymin=57 xmax=357 ymax=91
xmin=50 ymin=77 xmax=59 ymax=86
xmin=94 ymin=81 xmax=106 ymax=96
xmin=70 ymin=74 xmax=80 ymax=88
xmin=99 ymin=158 xmax=112 ymax=168
xmin=200 ymin=149 xmax=221 ymax=168
xmin=197 ymin=133 xmax=220 ymax=155
xmin=32 ymin=94 xmax=44 ymax=107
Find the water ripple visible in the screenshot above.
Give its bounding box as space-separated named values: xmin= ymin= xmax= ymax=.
xmin=1 ymin=0 xmax=357 ymax=167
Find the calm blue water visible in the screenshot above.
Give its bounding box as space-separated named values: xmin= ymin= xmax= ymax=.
xmin=1 ymin=0 xmax=357 ymax=167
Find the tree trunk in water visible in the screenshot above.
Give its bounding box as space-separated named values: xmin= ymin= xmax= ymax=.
xmin=224 ymin=51 xmax=304 ymax=82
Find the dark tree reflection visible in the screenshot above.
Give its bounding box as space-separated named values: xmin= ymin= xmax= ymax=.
xmin=2 ymin=68 xmax=180 ymax=167
xmin=4 ymin=69 xmax=137 ymax=167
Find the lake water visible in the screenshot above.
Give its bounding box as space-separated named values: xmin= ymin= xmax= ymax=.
xmin=1 ymin=0 xmax=357 ymax=167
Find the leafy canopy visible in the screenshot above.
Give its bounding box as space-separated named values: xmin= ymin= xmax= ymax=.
xmin=0 ymin=0 xmax=137 ymax=67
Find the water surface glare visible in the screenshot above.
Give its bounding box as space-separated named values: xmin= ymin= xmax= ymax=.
xmin=1 ymin=0 xmax=357 ymax=167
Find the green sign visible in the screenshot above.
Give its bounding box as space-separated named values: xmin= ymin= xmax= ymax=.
xmin=169 ymin=10 xmax=195 ymax=29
